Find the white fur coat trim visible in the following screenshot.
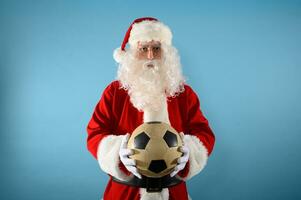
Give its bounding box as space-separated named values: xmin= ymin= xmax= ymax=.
xmin=143 ymin=100 xmax=170 ymax=124
xmin=182 ymin=135 xmax=208 ymax=180
xmin=140 ymin=98 xmax=170 ymax=200
xmin=139 ymin=188 xmax=169 ymax=200
xmin=97 ymin=135 xmax=132 ymax=182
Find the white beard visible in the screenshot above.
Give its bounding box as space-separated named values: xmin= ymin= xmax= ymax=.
xmin=116 ymin=44 xmax=185 ymax=112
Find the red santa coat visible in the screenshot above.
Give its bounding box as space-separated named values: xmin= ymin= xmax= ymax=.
xmin=87 ymin=80 xmax=215 ymax=200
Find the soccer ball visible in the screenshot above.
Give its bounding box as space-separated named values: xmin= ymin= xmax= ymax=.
xmin=127 ymin=121 xmax=183 ymax=178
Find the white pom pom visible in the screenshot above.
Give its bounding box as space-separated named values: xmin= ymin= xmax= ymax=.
xmin=113 ymin=47 xmax=126 ymax=63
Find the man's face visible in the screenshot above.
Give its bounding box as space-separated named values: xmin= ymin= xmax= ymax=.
xmin=135 ymin=40 xmax=162 ymax=61
xmin=117 ymin=40 xmax=184 ymax=110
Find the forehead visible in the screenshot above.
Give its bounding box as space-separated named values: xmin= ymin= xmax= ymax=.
xmin=137 ymin=40 xmax=161 ymax=46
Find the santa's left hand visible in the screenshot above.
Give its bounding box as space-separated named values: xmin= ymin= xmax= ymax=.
xmin=170 ymin=142 xmax=190 ymax=177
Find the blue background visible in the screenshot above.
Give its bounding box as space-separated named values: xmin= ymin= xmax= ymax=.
xmin=1 ymin=0 xmax=300 ymax=199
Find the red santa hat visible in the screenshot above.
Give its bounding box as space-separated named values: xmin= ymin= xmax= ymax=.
xmin=113 ymin=17 xmax=173 ymax=63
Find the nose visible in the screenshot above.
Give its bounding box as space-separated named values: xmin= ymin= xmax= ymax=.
xmin=147 ymin=49 xmax=154 ymax=60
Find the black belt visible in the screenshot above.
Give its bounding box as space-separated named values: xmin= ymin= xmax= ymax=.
xmin=112 ymin=175 xmax=183 ymax=192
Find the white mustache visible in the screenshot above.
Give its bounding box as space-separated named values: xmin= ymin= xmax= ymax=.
xmin=142 ymin=60 xmax=159 ymax=72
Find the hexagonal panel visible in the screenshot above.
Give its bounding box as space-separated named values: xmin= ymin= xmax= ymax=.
xmin=148 ymin=160 xmax=167 ymax=173
xmin=163 ymin=130 xmax=178 ymax=147
xmin=134 ymin=132 xmax=150 ymax=149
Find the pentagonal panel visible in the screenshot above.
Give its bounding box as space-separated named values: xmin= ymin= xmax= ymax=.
xmin=163 ymin=130 xmax=178 ymax=147
xmin=134 ymin=132 xmax=150 ymax=149
xmin=148 ymin=160 xmax=167 ymax=173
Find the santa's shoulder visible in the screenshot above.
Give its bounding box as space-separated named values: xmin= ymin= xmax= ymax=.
xmin=101 ymin=80 xmax=128 ymax=97
xmin=183 ymin=83 xmax=193 ymax=91
xmin=106 ymin=80 xmax=120 ymax=88
xmin=179 ymin=83 xmax=195 ymax=96
xmin=102 ymin=80 xmax=123 ymax=92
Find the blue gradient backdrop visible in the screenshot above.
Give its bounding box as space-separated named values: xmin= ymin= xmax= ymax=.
xmin=1 ymin=0 xmax=300 ymax=199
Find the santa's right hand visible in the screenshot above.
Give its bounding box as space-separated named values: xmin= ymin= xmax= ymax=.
xmin=119 ymin=134 xmax=142 ymax=179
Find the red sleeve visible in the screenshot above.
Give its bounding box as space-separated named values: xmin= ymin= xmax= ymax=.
xmin=178 ymin=85 xmax=215 ymax=178
xmin=86 ymin=82 xmax=116 ymax=159
xmin=186 ymin=85 xmax=215 ymax=155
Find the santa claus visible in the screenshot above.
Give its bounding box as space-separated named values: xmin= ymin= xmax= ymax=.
xmin=87 ymin=17 xmax=215 ymax=200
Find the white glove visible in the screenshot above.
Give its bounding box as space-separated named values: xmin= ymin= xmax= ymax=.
xmin=119 ymin=134 xmax=142 ymax=179
xmin=170 ymin=133 xmax=190 ymax=177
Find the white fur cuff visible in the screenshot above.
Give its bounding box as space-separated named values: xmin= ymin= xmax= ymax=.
xmin=183 ymin=135 xmax=208 ymax=180
xmin=97 ymin=135 xmax=132 ymax=181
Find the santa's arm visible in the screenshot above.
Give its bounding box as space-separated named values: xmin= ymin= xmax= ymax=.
xmin=177 ymin=85 xmax=215 ymax=180
xmin=87 ymin=82 xmax=131 ymax=181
